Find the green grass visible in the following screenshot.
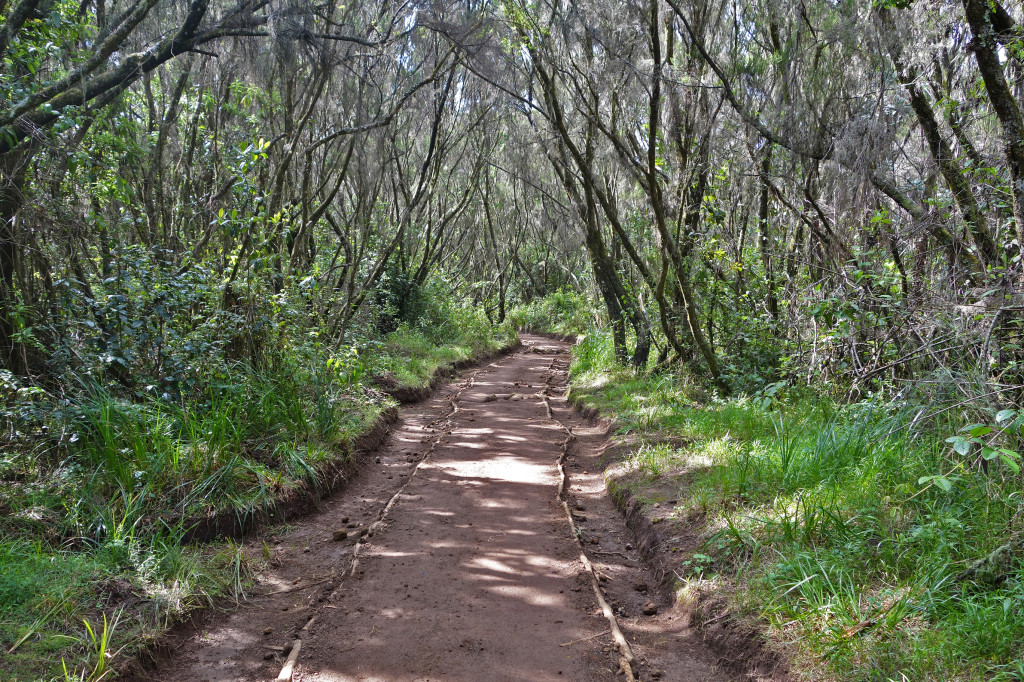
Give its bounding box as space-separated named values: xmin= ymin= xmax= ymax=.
xmin=570 ymin=329 xmax=1024 ymax=681
xmin=375 ymin=296 xmax=517 ymax=388
xmin=0 ymin=534 xmax=252 ymax=681
xmin=507 ymin=288 xmax=597 ymax=337
xmin=0 ymin=303 xmax=514 ymax=680
xmin=378 ymin=330 xmax=482 ymax=387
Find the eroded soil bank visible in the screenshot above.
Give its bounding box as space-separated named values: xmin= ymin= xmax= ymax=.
xmin=136 ymin=336 xmax=735 ymax=681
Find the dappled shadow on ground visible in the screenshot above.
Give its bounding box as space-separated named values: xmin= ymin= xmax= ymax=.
xmin=301 ymin=340 xmax=610 ymax=681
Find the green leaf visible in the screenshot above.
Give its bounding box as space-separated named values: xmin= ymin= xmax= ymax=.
xmin=981 ymin=447 xmax=997 ymax=460
xmin=996 ymin=409 xmax=1017 ymax=423
xmin=918 ymin=474 xmax=952 ymax=492
xmin=946 ymin=436 xmax=971 ymax=456
xmin=960 ymin=424 xmax=991 ymax=437
xmin=1000 ymin=455 xmax=1021 ymax=475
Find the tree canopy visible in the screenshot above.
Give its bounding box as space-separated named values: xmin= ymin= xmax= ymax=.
xmin=0 ymin=0 xmax=1022 ymax=396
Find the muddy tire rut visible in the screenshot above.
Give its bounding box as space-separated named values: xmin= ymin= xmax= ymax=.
xmin=138 ymin=336 xmax=733 ymax=682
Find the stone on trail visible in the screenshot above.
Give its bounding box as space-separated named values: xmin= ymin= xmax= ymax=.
xmin=642 ymin=601 xmax=658 ymax=616
xmin=332 ymin=529 xmax=348 ymax=541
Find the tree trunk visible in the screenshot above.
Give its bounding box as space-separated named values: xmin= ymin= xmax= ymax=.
xmin=0 ymin=151 xmax=30 ymax=374
xmin=757 ymin=146 xmax=779 ymax=320
xmin=962 ymin=0 xmax=1024 ymax=251
xmin=880 ymin=8 xmax=999 ymax=266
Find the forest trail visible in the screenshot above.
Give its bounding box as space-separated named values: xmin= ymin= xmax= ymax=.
xmin=147 ymin=336 xmax=729 ymax=682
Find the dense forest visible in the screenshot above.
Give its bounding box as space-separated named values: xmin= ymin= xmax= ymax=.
xmin=2 ymin=0 xmax=1024 ymax=678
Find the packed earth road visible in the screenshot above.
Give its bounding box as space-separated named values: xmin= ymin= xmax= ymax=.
xmin=144 ymin=336 xmax=731 ymax=682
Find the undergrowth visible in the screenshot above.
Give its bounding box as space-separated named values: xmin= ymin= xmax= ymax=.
xmin=507 ymin=288 xmax=596 ymax=337
xmin=570 ymin=329 xmax=1024 ymax=681
xmin=0 ymin=292 xmax=512 ymax=680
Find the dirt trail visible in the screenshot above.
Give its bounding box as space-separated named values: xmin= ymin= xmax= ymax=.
xmin=146 ymin=336 xmax=730 ymax=682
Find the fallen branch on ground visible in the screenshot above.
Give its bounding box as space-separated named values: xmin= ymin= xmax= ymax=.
xmin=560 ymin=629 xmax=611 ymax=647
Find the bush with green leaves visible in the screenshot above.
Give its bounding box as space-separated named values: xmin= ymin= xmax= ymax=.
xmin=507 ymin=288 xmax=597 ymax=337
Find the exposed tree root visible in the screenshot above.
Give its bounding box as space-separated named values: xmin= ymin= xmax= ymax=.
xmin=545 ymin=392 xmax=637 ymax=681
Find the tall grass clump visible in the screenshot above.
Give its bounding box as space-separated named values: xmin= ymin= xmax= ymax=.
xmin=507 ymin=288 xmax=598 ymax=337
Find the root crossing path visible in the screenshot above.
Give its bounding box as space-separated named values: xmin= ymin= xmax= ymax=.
xmin=151 ymin=336 xmax=729 ymax=682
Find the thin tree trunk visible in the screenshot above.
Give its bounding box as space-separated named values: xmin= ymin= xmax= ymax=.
xmin=962 ymin=0 xmax=1024 ymax=250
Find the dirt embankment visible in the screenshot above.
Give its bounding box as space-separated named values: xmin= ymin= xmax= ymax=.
xmin=568 ymin=395 xmax=792 ymax=681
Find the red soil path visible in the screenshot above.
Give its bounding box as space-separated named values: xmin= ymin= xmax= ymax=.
xmin=147 ymin=336 xmax=729 ymax=682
